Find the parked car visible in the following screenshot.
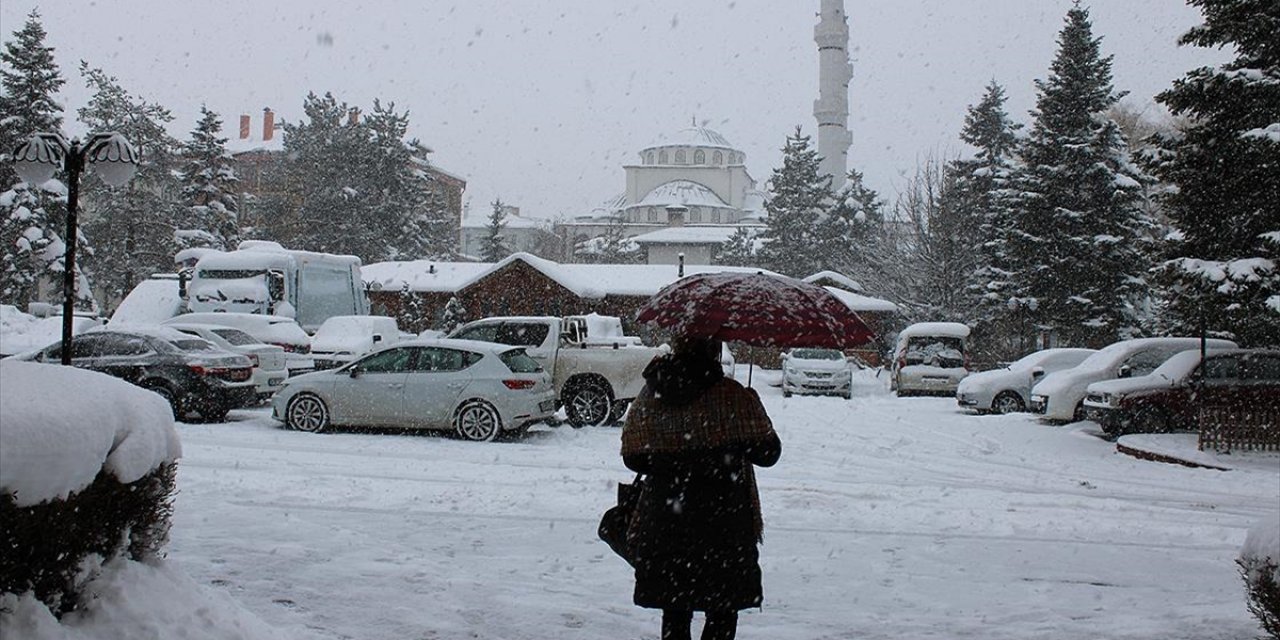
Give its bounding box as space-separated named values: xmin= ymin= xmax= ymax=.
xmin=165 ymin=323 xmax=289 ymax=400
xmin=890 ymin=322 xmax=971 ymax=397
xmin=271 ymin=338 xmax=556 ymax=441
xmin=957 ymin=348 xmax=1097 ymax=414
xmin=781 ymin=347 xmax=854 ymax=398
xmin=1029 ymin=337 xmax=1238 ymax=422
xmin=310 ymin=315 xmax=401 ymax=370
xmin=448 ymin=315 xmax=663 ymax=427
xmin=1083 ymin=349 xmax=1280 ymax=437
xmin=20 ymin=327 xmax=255 ymax=421
xmin=163 ymin=312 xmax=314 ymax=376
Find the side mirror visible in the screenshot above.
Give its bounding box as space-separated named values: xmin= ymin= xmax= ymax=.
xmin=1031 ymin=366 xmax=1045 ymax=378
xmin=1117 ymin=364 xmax=1132 ymax=378
xmin=348 ymin=366 xmax=362 ymax=378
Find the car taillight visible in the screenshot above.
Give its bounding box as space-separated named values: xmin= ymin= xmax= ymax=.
xmin=190 ymin=365 xmax=252 ymax=381
xmin=271 ymin=342 xmax=309 ymax=354
xmin=503 ymin=379 xmax=536 ymax=390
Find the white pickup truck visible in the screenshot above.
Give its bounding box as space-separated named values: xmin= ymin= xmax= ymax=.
xmin=448 ymin=314 xmax=664 ymax=427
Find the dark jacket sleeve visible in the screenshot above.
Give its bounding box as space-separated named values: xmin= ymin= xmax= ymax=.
xmin=623 ymin=452 xmax=653 ymax=474
xmin=744 ymin=432 xmax=781 ymax=468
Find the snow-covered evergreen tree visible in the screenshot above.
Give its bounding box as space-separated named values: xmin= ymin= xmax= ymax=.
xmin=1144 ymin=0 xmax=1280 ymax=347
xmin=757 ymin=127 xmax=833 ymax=277
xmin=822 ymin=168 xmax=885 ymax=277
xmin=715 ymin=227 xmax=757 ymax=267
xmin=0 ymin=10 xmax=66 ymax=307
xmin=595 ymin=216 xmax=641 ymax=264
xmin=77 ymin=62 xmax=182 ymax=309
xmin=176 ymin=106 xmax=240 ymax=251
xmin=396 ymin=281 xmax=431 ymax=333
xmin=480 ymin=198 xmax=510 ymax=262
xmin=405 ymin=140 xmax=459 ymax=260
xmin=999 ymin=6 xmax=1152 ymax=348
xmin=439 ymin=295 xmax=467 ymax=334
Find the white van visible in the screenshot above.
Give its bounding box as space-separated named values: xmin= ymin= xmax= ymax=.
xmin=891 ymin=322 xmax=971 ymax=397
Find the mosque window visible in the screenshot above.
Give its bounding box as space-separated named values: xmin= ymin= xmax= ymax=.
xmin=645 ymin=152 xmax=653 ymax=165
xmin=694 ymin=150 xmax=705 ymax=164
xmin=690 ymin=207 xmax=702 ymax=223
xmin=658 ymin=150 xmax=668 ymax=164
xmin=675 ymin=149 xmax=686 ymax=164
xmin=710 ymin=210 xmax=720 ymax=223
xmin=713 ymin=151 xmax=723 ymax=165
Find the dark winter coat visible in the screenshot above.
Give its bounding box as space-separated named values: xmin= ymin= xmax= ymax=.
xmin=621 ymin=353 xmax=782 ymax=612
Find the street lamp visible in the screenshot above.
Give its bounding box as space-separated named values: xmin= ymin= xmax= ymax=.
xmin=12 ymin=132 xmax=140 ymax=365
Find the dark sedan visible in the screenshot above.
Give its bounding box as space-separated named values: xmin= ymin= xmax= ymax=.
xmin=23 ymin=327 xmax=256 ymax=422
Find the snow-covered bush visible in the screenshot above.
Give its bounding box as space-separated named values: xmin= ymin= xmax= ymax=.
xmin=1240 ymin=511 xmax=1280 ymax=639
xmin=0 ymin=361 xmax=181 ymax=614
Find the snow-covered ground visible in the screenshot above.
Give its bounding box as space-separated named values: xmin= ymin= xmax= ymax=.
xmin=159 ymin=369 xmax=1278 ymax=640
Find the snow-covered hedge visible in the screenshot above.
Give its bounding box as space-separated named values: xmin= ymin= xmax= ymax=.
xmin=1240 ymin=511 xmax=1280 ymax=639
xmin=0 ymin=361 xmax=182 ymax=614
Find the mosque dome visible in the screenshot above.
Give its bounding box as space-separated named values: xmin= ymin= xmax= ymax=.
xmin=643 ymin=125 xmax=736 ymax=152
xmin=639 ymin=125 xmax=745 ymax=167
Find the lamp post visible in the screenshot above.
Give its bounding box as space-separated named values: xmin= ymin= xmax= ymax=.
xmin=12 ymin=132 xmax=140 ymax=364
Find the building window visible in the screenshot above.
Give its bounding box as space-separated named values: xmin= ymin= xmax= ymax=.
xmin=713 ymin=150 xmax=723 ymax=165
xmin=690 ymin=207 xmax=702 ymax=223
xmin=658 ymin=150 xmax=668 ymax=164
xmin=644 ymin=152 xmax=652 ymax=165
xmin=710 ymin=210 xmax=720 ymax=223
xmin=648 ymin=207 xmax=661 ymax=222
xmin=675 ymin=149 xmax=686 ymax=164
xmin=694 ymin=149 xmax=705 ymax=164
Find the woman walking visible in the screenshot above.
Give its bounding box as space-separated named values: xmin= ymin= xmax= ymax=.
xmin=621 ymin=337 xmax=782 ymax=640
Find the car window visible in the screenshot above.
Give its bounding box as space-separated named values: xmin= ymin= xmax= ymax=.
xmin=1123 ymin=348 xmax=1179 ymax=376
xmin=903 ymin=337 xmax=964 ymax=367
xmin=211 ymin=328 xmax=259 ymax=346
xmin=171 ymin=339 xmax=216 ymax=352
xmin=499 ymin=349 xmax=542 ymax=373
xmin=68 ymin=334 xmax=108 ymax=359
xmin=411 ymin=347 xmax=481 ymax=372
xmin=1242 ymin=354 xmax=1280 ymax=381
xmin=496 ymin=322 xmax=549 ymax=348
xmin=1201 ymin=355 xmax=1240 ymax=381
xmin=99 ymin=334 xmax=153 ymax=356
xmin=452 ymin=323 xmax=499 ymax=343
xmin=356 ymin=347 xmax=413 ymax=373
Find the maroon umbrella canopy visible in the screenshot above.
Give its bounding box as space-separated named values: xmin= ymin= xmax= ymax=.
xmin=635 ymin=272 xmax=876 ymax=349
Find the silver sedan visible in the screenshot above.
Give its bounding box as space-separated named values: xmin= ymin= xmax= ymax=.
xmin=272 ymin=338 xmax=555 ymax=441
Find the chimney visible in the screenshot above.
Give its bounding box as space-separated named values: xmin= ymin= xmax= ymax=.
xmin=239 ymin=114 xmax=251 ymax=139
xmin=665 ymin=204 xmax=688 ymax=227
xmin=262 ymin=107 xmax=275 ymax=141
xmin=678 ymin=253 xmax=685 ymax=278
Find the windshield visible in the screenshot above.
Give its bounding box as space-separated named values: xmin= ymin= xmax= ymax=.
xmin=171 ymin=339 xmax=216 ymax=352
xmin=499 ymin=349 xmax=542 ymax=373
xmin=211 ymin=328 xmax=258 ymax=346
xmin=791 ymin=348 xmax=843 ymax=361
xmin=198 ymin=269 xmax=266 ymax=279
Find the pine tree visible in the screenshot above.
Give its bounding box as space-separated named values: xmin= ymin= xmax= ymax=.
xmin=757 ymin=127 xmax=833 ymax=277
xmin=176 ymin=106 xmax=240 ymax=251
xmin=820 ymin=168 xmax=885 ymax=275
xmin=78 ymin=62 xmax=182 ymax=309
xmin=405 ymin=140 xmax=459 ymax=260
xmin=0 ymin=10 xmax=66 ymax=307
xmin=439 ymin=295 xmax=467 ymax=334
xmin=715 ymin=227 xmax=757 ymax=267
xmin=1144 ymin=0 xmax=1280 ymax=347
xmin=1000 ymin=6 xmax=1152 ymax=348
xmin=396 ymin=281 xmax=432 ymax=333
xmin=596 ymin=216 xmax=641 ymax=264
xmin=480 ymin=198 xmax=509 ymax=262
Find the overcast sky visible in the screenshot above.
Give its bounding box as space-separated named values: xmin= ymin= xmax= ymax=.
xmin=1 ymin=1 xmax=1229 ymax=221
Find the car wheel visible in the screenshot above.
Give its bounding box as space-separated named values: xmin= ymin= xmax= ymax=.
xmin=564 ymin=380 xmax=612 ymax=428
xmin=1130 ymin=406 xmax=1170 ymax=434
xmin=286 ymin=393 xmax=330 ymax=433
xmin=992 ymin=391 xmax=1025 ymax=415
xmin=141 ymin=381 xmax=182 ymax=420
xmin=1071 ymin=400 xmax=1087 ymax=423
xmin=455 ymin=400 xmax=501 ymax=442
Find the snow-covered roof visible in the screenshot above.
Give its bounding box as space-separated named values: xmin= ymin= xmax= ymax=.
xmin=823 ymin=286 xmax=898 ymax=313
xmin=362 ymin=260 xmax=493 ymax=293
xmin=629 ymin=225 xmax=753 ymax=246
xmin=0 ymin=361 xmax=181 ymax=507
xmin=898 ymin=322 xmax=971 ymax=339
xmin=805 ymin=271 xmax=864 ymax=293
xmin=644 ymin=126 xmax=737 ymax=151
xmin=630 ymin=181 xmax=729 ymax=210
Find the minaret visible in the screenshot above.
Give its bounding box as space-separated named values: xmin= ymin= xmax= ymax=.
xmin=814 ymin=0 xmax=852 ymax=190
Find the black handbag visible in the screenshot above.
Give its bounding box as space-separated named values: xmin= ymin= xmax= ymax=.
xmin=598 ymin=474 xmax=644 ymax=566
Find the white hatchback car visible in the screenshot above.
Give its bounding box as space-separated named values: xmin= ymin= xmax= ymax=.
xmin=1029 ymin=337 xmax=1238 ymax=422
xmin=165 ymin=323 xmax=290 ymax=400
xmin=782 ymin=347 xmax=854 ymax=398
xmin=957 ymin=348 xmax=1096 ymax=414
xmin=271 ymin=338 xmax=556 ymax=441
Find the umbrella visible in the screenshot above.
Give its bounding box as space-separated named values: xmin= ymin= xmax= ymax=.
xmin=635 ymin=271 xmax=876 ymax=349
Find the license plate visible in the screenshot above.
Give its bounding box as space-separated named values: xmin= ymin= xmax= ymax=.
xmin=538 ymin=399 xmax=555 ymax=412
xmin=268 ymin=378 xmax=285 ymax=387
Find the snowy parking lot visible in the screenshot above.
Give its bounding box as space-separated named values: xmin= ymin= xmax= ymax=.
xmin=168 ymin=371 xmax=1277 ymax=640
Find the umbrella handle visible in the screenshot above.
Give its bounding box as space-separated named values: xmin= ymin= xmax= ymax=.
xmin=748 ymin=362 xmax=753 ymax=388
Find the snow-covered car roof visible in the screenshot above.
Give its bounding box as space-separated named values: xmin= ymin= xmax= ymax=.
xmin=385 ymin=337 xmax=533 ymax=355
xmin=1072 ymin=337 xmax=1238 ymax=373
xmin=1008 ymin=347 xmax=1098 ymax=370
xmin=897 ymin=322 xmax=970 ymax=340
xmin=108 ymin=278 xmax=184 ymax=327
xmin=314 ymin=315 xmax=399 ymax=335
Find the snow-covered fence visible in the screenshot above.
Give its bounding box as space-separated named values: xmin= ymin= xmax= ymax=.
xmin=1198 ymin=406 xmax=1280 ymax=453
xmin=0 ymin=361 xmax=181 ymax=614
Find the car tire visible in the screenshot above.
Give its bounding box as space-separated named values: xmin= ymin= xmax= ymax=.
xmin=1130 ymin=406 xmax=1170 ymax=434
xmin=141 ymin=380 xmax=182 ymax=420
xmin=992 ymin=391 xmax=1025 ymax=415
xmin=286 ymin=393 xmax=330 ymax=433
xmin=564 ymin=380 xmax=613 ymax=428
xmin=455 ymin=400 xmax=501 ymax=442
